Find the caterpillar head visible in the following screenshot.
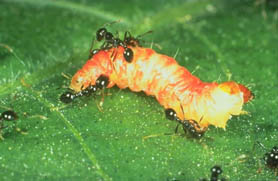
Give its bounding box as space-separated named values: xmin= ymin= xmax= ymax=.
xmin=70 ymin=70 xmax=88 ymax=92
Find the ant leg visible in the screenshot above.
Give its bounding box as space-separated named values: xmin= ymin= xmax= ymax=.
xmin=181 ymin=119 xmax=204 ymax=139
xmin=110 ymin=47 xmax=119 ymax=62
xmin=253 ymin=141 xmax=267 ymax=152
xmin=88 ymin=34 xmax=97 ymax=57
xmin=174 ymin=124 xmax=180 ymax=133
xmin=124 ymin=31 xmax=132 ymax=40
xmin=15 ymin=127 xmax=28 ymax=135
xmin=0 ymin=133 xmax=4 ymax=140
xmin=88 ymin=37 xmax=103 ymax=59
xmin=115 ymin=30 xmax=119 ymax=39
xmin=96 ymin=89 xmax=106 ymax=112
xmin=100 ymin=41 xmax=110 ymax=49
xmin=95 ymin=75 xmax=110 ymax=111
xmin=0 ymin=121 xmax=4 ymax=140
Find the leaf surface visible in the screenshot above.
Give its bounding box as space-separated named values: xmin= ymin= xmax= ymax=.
xmin=0 ymin=0 xmax=278 ymax=180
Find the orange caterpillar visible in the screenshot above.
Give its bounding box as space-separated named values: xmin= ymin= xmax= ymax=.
xmin=61 ymin=29 xmax=253 ymax=138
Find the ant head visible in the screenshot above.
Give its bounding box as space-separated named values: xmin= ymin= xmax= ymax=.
xmin=211 ymin=165 xmax=222 ymax=176
xmin=165 ymin=108 xmax=177 ymax=121
xmin=1 ymin=110 xmax=18 ymax=121
xmin=60 ymin=91 xmax=75 ymax=104
xmin=96 ymin=28 xmax=107 ymax=41
xmin=272 ymin=146 xmax=278 ymax=154
xmin=70 ymin=70 xmax=88 ymax=92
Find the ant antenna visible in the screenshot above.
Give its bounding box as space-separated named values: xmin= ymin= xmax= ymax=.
xmin=135 ymin=31 xmax=162 ymax=50
xmin=136 ymin=30 xmax=153 ymax=39
xmin=89 ymin=37 xmax=96 ymax=55
xmin=254 ymin=141 xmax=267 ymax=151
xmin=102 ymin=19 xmax=121 ymax=27
xmin=199 ymin=116 xmax=204 ymax=123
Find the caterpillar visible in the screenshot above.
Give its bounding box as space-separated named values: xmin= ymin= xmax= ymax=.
xmin=61 ymin=28 xmax=253 ymax=138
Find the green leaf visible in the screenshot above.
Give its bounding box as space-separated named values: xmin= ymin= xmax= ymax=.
xmin=1 ymin=0 xmax=278 ymax=180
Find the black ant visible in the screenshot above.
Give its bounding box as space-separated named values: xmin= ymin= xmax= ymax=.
xmin=264 ymin=146 xmax=278 ymax=169
xmin=89 ymin=28 xmax=131 ymax=63
xmin=164 ymin=108 xmax=205 ymax=139
xmin=60 ymin=75 xmax=109 ymax=104
xmin=90 ymin=28 xmax=134 ymax=63
xmin=0 ymin=110 xmax=25 ymax=140
xmin=90 ymin=25 xmax=152 ymax=63
xmin=96 ymin=29 xmax=136 ymax=63
xmin=253 ymin=141 xmax=278 ymax=175
xmin=200 ymin=165 xmax=226 ymax=181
